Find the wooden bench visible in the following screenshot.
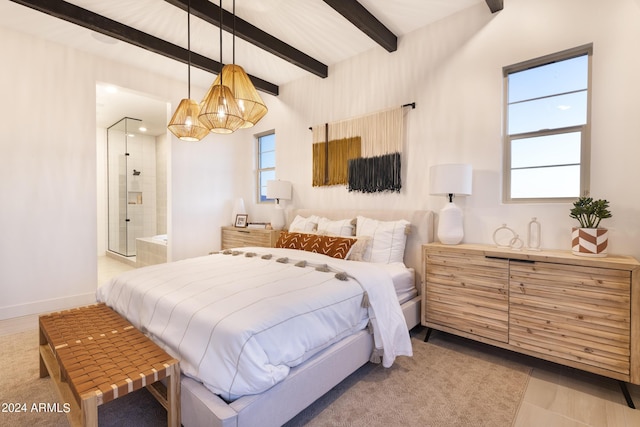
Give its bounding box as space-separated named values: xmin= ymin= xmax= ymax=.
xmin=39 ymin=303 xmax=180 ymax=426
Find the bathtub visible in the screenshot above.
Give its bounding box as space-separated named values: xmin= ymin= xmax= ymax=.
xmin=136 ymin=234 xmax=167 ymax=267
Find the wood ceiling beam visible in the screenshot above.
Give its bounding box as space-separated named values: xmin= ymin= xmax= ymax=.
xmin=9 ymin=0 xmax=279 ymax=95
xmin=165 ymin=0 xmax=328 ymax=79
xmin=322 ymin=0 xmax=397 ymax=52
xmin=485 ymin=0 xmax=504 ymax=13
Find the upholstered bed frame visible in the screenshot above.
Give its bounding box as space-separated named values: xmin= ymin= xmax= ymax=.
xmin=179 ymin=209 xmax=434 ymax=427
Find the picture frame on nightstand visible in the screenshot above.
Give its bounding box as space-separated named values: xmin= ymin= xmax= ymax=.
xmin=235 ymin=214 xmax=248 ymax=228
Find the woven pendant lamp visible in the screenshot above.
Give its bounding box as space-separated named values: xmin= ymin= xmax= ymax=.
xmin=168 ymin=99 xmax=209 ymax=141
xmin=199 ymin=83 xmax=245 ymax=134
xmin=214 ymin=64 xmax=267 ymax=128
xmin=199 ymin=0 xmax=244 ymax=134
xmin=168 ymin=0 xmax=209 ymax=141
xmin=213 ymin=0 xmax=267 ymax=128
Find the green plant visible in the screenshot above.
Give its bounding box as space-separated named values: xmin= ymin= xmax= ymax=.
xmin=569 ymin=196 xmax=612 ymax=228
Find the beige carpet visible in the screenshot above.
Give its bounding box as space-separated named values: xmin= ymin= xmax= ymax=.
xmin=0 ymin=328 xmax=531 ymax=427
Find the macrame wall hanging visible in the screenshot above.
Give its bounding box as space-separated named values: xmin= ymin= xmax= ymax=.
xmin=311 ymin=104 xmax=412 ymax=193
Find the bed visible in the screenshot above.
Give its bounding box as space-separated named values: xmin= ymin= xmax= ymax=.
xmin=97 ymin=209 xmax=433 ymax=427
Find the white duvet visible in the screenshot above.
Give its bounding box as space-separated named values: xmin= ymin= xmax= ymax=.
xmin=97 ymin=247 xmax=412 ymax=400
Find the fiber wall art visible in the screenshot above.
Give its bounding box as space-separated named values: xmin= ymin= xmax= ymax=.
xmin=311 ymin=106 xmax=407 ymax=193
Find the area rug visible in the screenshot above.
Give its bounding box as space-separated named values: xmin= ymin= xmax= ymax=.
xmin=286 ymin=331 xmax=531 ymax=426
xmin=0 ymin=329 xmax=530 ymax=427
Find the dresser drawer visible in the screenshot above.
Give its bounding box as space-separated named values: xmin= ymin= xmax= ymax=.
xmin=221 ymin=226 xmax=280 ymax=249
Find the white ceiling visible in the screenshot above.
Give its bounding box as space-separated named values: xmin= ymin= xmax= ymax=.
xmin=0 ymin=0 xmax=485 ymax=136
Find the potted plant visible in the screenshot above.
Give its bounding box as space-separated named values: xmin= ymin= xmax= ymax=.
xmin=570 ymin=196 xmax=612 ymax=257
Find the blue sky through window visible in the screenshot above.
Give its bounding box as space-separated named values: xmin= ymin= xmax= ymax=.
xmin=506 ymin=53 xmax=588 ymax=200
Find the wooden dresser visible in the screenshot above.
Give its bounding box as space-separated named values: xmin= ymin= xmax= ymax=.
xmin=422 ymin=243 xmax=640 ymax=386
xmin=221 ymin=226 xmax=281 ymax=250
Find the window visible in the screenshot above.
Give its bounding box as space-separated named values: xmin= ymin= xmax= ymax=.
xmin=503 ymin=44 xmax=592 ymax=202
xmin=257 ymin=131 xmax=275 ymax=202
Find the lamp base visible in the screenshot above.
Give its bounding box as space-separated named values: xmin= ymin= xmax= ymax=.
xmin=270 ymin=206 xmax=286 ymax=230
xmin=438 ymin=202 xmax=464 ymax=245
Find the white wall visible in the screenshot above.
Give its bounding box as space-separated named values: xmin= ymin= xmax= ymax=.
xmin=265 ymin=0 xmax=640 ymax=260
xmin=0 ymin=25 xmax=235 ymax=319
xmin=2 ymin=0 xmax=639 ymax=320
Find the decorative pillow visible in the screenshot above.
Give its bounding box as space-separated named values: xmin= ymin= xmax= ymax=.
xmin=288 ymin=215 xmax=320 ymax=233
xmin=317 ymin=217 xmax=355 ymax=236
xmin=355 ymin=216 xmax=410 ymax=263
xmin=276 ymin=231 xmax=356 ymax=259
xmin=346 ymin=236 xmax=371 ymax=261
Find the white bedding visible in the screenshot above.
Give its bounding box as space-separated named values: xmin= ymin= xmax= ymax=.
xmin=96 ymin=247 xmax=412 ymax=401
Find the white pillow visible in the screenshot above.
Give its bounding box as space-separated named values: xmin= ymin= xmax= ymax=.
xmin=317 ymin=217 xmax=355 ymax=236
xmin=355 ymin=216 xmax=410 ymax=263
xmin=288 ymin=215 xmax=320 ymax=233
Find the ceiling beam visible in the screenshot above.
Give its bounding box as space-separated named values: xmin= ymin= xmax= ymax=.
xmin=165 ymin=0 xmax=328 ymax=79
xmin=9 ymin=0 xmax=279 ymax=95
xmin=485 ymin=0 xmax=504 ymax=13
xmin=322 ymin=0 xmax=397 ymax=52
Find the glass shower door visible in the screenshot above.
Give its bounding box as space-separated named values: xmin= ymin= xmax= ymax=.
xmin=107 ymin=117 xmax=142 ymax=257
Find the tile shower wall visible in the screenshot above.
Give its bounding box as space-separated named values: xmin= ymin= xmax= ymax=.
xmin=126 ymin=133 xmax=157 ymax=252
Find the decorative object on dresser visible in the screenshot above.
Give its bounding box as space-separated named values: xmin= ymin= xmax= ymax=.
xmin=570 ymin=196 xmax=612 ymax=257
xmin=429 ymin=163 xmax=473 ymax=244
xmin=266 ymin=179 xmax=292 ymax=229
xmin=234 ymin=213 xmax=248 ymax=228
xmin=422 ymin=242 xmax=640 ymax=408
xmin=221 ymin=225 xmax=281 ymax=249
xmin=526 ymin=217 xmax=541 ymax=250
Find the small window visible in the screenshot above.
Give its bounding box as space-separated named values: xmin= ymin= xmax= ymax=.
xmin=257 ymin=131 xmax=275 ymax=202
xmin=503 ymin=45 xmax=592 ymax=202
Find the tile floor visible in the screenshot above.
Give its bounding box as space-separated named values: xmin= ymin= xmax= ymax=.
xmin=1 ymin=256 xmax=639 ymax=426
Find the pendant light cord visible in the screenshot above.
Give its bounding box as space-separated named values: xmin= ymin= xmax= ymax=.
xmin=232 ymin=0 xmax=236 ymax=65
xmin=219 ymin=0 xmax=223 ymax=86
xmin=187 ymin=0 xmax=191 ymax=99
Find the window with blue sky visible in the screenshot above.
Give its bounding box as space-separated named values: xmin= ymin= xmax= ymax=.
xmin=504 ymin=45 xmax=592 ymax=202
xmin=257 ymin=132 xmax=275 ymax=202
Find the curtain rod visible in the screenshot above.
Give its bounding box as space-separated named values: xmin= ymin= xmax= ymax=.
xmin=308 ymin=102 xmax=415 ymax=130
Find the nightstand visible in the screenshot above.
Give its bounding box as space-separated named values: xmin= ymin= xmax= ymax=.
xmin=221 ymin=226 xmax=281 ymax=250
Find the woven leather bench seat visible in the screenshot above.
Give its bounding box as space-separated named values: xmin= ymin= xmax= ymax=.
xmin=39 ymin=303 xmax=180 ymax=427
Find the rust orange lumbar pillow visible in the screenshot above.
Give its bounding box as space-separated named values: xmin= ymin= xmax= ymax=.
xmin=276 ymin=231 xmax=356 ymax=259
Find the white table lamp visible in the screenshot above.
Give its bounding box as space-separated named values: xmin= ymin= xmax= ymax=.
xmin=266 ymin=180 xmax=292 ymax=230
xmin=430 ymin=164 xmax=472 ymax=245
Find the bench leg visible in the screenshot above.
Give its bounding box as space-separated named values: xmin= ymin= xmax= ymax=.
xmin=81 ymin=393 xmax=98 ymax=427
xmin=39 ymin=351 xmax=49 ymax=378
xmin=39 ymin=327 xmax=49 ymax=378
xmin=167 ymin=364 xmax=181 ymax=427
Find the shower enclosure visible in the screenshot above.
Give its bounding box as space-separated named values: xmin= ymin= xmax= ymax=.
xmin=107 ymin=117 xmax=156 ymax=257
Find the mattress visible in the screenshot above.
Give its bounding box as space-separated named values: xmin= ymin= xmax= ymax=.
xmin=97 ymin=247 xmax=412 ymax=401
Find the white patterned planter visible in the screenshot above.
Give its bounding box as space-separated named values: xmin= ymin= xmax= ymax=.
xmin=571 ymin=227 xmax=609 ymax=257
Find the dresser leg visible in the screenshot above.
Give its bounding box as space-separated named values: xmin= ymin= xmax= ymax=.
xmin=423 ymin=328 xmax=433 ymax=342
xmin=619 ymin=381 xmax=636 ymax=409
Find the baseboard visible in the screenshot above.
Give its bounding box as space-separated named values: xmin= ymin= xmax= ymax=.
xmin=0 ymin=293 xmax=97 ymax=321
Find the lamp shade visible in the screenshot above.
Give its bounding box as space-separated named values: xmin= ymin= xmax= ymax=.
xmin=429 ymin=164 xmax=473 ymax=196
xmin=198 ymin=83 xmax=245 ymax=134
xmin=213 ymin=64 xmax=268 ymax=128
xmin=266 ymin=180 xmax=292 ymax=202
xmin=167 ymin=98 xmax=209 ymax=141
